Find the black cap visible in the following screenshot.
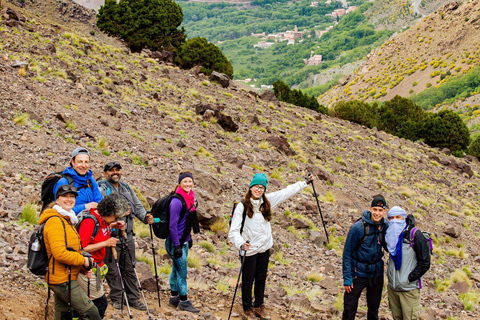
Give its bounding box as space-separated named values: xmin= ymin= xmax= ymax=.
xmin=56 ymin=184 xmax=78 ymax=199
xmin=371 ymin=196 xmax=387 ymax=209
xmin=104 ymin=161 xmax=122 ymax=172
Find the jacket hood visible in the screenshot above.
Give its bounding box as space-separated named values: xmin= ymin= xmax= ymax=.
xmin=63 ymin=167 xmax=92 ymax=185
xmin=362 ymin=209 xmax=386 ymax=225
xmin=39 ymin=208 xmax=65 ymax=225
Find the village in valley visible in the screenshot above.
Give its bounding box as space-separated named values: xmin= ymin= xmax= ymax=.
xmin=237 ymin=0 xmax=361 ymax=88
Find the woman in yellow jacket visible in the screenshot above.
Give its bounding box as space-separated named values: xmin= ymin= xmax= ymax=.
xmin=39 ymin=184 xmax=101 ymax=320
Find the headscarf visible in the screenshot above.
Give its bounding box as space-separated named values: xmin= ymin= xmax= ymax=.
xmin=386 ymin=206 xmax=407 ymax=270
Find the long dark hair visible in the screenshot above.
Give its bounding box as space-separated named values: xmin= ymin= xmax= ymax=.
xmin=243 ymin=189 xmax=272 ymax=221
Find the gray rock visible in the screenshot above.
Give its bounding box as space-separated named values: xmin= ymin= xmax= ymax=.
xmin=209 ymin=71 xmax=230 ymax=88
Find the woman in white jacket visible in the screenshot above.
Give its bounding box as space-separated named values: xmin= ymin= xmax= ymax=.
xmin=228 ymin=173 xmax=313 ymax=320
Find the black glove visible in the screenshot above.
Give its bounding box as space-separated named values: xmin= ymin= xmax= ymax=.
xmin=188 ymin=239 xmax=193 ymax=249
xmin=174 ymin=245 xmax=183 ymax=258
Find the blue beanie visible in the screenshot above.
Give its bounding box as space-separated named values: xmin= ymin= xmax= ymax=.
xmin=249 ymin=173 xmax=268 ymax=189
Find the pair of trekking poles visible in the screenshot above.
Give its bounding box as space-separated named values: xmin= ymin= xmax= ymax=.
xmin=226 ymin=174 xmax=329 ymax=320
xmin=110 ymin=222 xmax=155 ymax=320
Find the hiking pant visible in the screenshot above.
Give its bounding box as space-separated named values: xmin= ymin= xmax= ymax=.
xmin=104 ymin=238 xmax=141 ymax=305
xmin=342 ymin=276 xmax=384 ymax=320
xmin=49 ymin=280 xmax=101 ymax=320
xmin=165 ymin=238 xmax=189 ymax=297
xmin=388 ymin=286 xmax=421 ymax=320
xmin=241 ymin=250 xmax=270 ymax=311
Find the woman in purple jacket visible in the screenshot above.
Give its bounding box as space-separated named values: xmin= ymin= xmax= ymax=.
xmin=165 ymin=172 xmax=200 ymax=313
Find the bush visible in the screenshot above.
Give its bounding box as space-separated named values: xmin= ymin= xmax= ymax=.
xmin=467 ymin=135 xmax=480 ymax=159
xmin=418 ymin=110 xmax=471 ymax=155
xmin=329 ymin=100 xmax=379 ymax=128
xmin=272 ymin=80 xmax=327 ymax=114
xmin=97 ymin=0 xmax=186 ymax=52
xmin=174 ymin=37 xmax=233 ymax=78
xmin=378 ymin=96 xmax=425 ymax=141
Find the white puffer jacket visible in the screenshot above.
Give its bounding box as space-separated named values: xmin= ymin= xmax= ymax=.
xmin=228 ymin=181 xmax=307 ymax=256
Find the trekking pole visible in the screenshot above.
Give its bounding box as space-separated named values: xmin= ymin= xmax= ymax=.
xmin=227 ymin=240 xmax=250 ymax=320
xmin=307 ymin=173 xmax=329 ymax=243
xmin=112 ymin=247 xmax=133 ymax=319
xmin=149 ymin=224 xmax=161 ymax=308
xmin=122 ymin=231 xmax=154 ymax=319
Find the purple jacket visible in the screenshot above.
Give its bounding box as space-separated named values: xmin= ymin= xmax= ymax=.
xmin=168 ymin=197 xmax=191 ymax=246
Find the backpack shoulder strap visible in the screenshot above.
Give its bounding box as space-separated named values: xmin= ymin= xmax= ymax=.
xmin=240 ymin=201 xmax=247 ymax=235
xmin=409 ymin=227 xmax=418 ymax=247
xmin=43 ymin=216 xmax=68 ymax=275
xmin=79 ymin=212 xmax=100 ymax=241
xmin=63 ymin=174 xmax=74 ymax=186
xmin=353 ymin=219 xmax=369 ymax=253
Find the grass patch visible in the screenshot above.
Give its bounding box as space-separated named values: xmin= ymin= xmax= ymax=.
xmin=20 ymin=202 xmax=39 ymax=225
xmin=136 ymin=252 xmax=154 ymax=273
xmin=210 ymin=218 xmax=229 ymax=233
xmin=258 ymin=141 xmax=270 ymax=150
xmin=306 ymin=271 xmax=324 ymax=282
xmin=327 ymin=235 xmax=345 ymax=251
xmin=198 ymin=240 xmax=215 ymax=253
xmin=187 ymin=250 xmax=205 ymax=269
xmin=321 ymin=191 xmax=336 ymax=203
xmin=133 ymin=219 xmax=150 ymax=238
xmin=459 ymin=290 xmax=480 ymax=311
xmin=399 ymin=186 xmax=416 ymax=198
xmin=13 ymin=113 xmax=30 ymax=125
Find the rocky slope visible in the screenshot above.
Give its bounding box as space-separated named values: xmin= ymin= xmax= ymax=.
xmin=0 ymin=1 xmax=480 ymax=319
xmin=321 ymin=1 xmax=480 ymax=106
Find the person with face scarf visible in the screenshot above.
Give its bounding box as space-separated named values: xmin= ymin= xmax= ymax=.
xmin=386 ymin=206 xmax=431 ymax=320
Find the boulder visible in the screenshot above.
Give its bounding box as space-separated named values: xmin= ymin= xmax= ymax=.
xmin=309 ymin=230 xmax=327 ymax=247
xmin=209 ymin=71 xmax=230 ymax=88
xmin=444 ymin=226 xmax=460 ymax=238
xmin=86 ymin=85 xmax=103 ymax=95
xmin=136 ymin=262 xmax=157 ymax=292
xmin=216 ymin=111 xmax=238 ymax=132
xmin=307 ymin=165 xmax=334 ymax=185
xmin=150 ymin=50 xmax=174 ymax=64
xmin=292 ymin=218 xmax=309 ymax=229
xmin=259 ymin=90 xmax=278 ymax=103
xmin=449 ymin=281 xmax=468 ymax=294
xmin=288 ymin=293 xmax=311 ymax=310
xmin=266 ymin=134 xmax=295 ymax=156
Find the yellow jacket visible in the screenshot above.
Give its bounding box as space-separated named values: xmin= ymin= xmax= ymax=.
xmin=39 ymin=208 xmax=85 ymax=284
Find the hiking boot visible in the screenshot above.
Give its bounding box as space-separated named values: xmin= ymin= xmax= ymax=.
xmin=253 ymin=305 xmax=271 ymax=320
xmin=243 ymin=308 xmax=256 ymax=320
xmin=130 ymin=300 xmax=147 ymax=311
xmin=169 ymin=295 xmax=180 ymax=307
xmin=178 ymin=300 xmax=200 ymax=313
xmin=112 ymin=302 xmax=123 ymax=310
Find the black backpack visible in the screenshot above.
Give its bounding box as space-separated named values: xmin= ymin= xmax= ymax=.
xmin=75 ymin=210 xmax=100 ymax=242
xmin=353 ymin=218 xmax=385 ymax=252
xmin=151 ymin=192 xmax=187 ymax=239
xmin=229 ymin=201 xmax=247 ymax=235
xmin=27 ymin=216 xmax=67 ymax=276
xmin=41 ymin=171 xmax=93 ymax=212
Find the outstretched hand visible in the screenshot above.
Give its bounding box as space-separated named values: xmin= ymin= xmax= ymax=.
xmin=305 ymin=173 xmax=314 ymax=184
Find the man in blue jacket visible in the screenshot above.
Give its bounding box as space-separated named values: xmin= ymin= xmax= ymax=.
xmin=342 ymin=195 xmax=388 ymax=320
xmin=53 ymin=147 xmax=103 ymax=214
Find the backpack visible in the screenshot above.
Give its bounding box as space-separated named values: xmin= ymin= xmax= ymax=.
xmin=151 ymin=192 xmax=187 ymax=239
xmin=229 ymin=201 xmax=247 ymax=235
xmin=409 ymin=227 xmax=433 ymax=254
xmin=41 ymin=171 xmax=93 ymax=211
xmin=75 ymin=210 xmax=100 ymax=242
xmin=27 ymin=216 xmax=67 ymax=276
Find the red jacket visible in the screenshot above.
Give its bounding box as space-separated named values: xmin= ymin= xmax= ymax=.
xmin=77 ymin=209 xmax=111 ymax=266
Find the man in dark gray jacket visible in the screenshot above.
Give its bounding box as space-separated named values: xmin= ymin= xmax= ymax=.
xmin=98 ymin=161 xmax=153 ymax=311
xmin=386 ymin=206 xmax=431 ymax=320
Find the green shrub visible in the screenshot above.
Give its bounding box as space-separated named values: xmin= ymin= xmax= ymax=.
xmin=468 ymin=135 xmax=480 ymax=158
xmin=329 ymin=100 xmax=379 ymax=128
xmin=418 ymin=110 xmax=470 ymax=155
xmin=378 ymin=96 xmax=425 ymax=141
xmin=199 ymin=240 xmax=215 ymax=253
xmin=174 ymin=37 xmax=233 ymax=78
xmin=273 ymin=80 xmax=327 ymax=114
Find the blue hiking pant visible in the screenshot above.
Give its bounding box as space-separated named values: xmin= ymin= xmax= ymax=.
xmin=165 ymin=238 xmax=189 ymax=296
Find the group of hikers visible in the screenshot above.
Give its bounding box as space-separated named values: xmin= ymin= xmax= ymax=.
xmin=37 ymin=146 xmax=431 ymax=320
